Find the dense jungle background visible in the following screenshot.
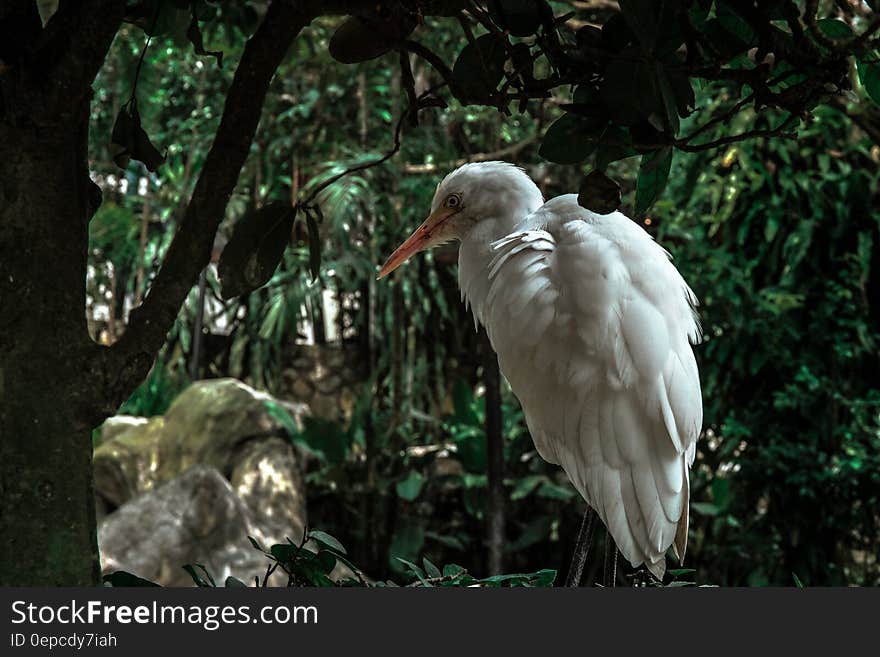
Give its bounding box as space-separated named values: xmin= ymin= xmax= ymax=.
xmin=3 ymin=0 xmax=880 ymax=587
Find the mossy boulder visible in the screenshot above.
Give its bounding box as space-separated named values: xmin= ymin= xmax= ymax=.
xmin=95 ymin=378 xmax=310 ymax=585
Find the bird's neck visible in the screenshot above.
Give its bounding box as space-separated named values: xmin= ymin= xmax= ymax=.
xmin=455 ymin=169 xmax=544 ymax=326
xmin=457 ymin=213 xmax=533 ymax=328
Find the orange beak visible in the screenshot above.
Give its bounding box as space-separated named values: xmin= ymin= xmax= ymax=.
xmin=377 ymin=206 xmax=458 ymax=279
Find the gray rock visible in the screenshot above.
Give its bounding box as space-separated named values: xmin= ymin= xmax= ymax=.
xmin=94 ymin=379 xmax=311 ymax=585
xmin=99 ymin=465 xmax=273 ymax=587
xmin=229 ymin=437 xmax=307 ymax=547
xmin=93 ymin=417 xmax=165 ymax=523
xmin=98 ymin=415 xmax=150 ymax=447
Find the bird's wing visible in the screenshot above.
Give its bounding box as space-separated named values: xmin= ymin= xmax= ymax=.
xmin=481 ymin=196 xmax=702 ymax=578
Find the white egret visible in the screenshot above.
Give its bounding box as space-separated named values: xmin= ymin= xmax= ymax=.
xmin=378 ymin=161 xmax=702 ymax=582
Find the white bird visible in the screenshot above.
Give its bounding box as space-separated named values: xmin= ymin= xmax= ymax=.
xmin=378 ymin=161 xmax=702 ymax=580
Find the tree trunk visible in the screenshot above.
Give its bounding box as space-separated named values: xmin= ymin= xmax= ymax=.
xmin=0 ymin=105 xmax=103 ymax=585
xmin=480 ymin=329 xmax=505 ymax=574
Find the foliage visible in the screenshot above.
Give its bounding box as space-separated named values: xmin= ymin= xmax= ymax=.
xmin=96 ymin=2 xmax=880 ymax=301
xmin=103 ymin=528 xmax=558 ymax=587
xmin=661 ymin=101 xmax=880 ymax=585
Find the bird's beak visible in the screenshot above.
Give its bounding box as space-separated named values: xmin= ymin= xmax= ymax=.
xmin=377 ymin=206 xmax=458 ymax=279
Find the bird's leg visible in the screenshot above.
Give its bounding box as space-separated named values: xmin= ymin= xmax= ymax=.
xmin=564 ymin=506 xmax=596 ymax=587
xmin=603 ymin=531 xmax=619 ymax=588
xmin=612 ymin=546 xmax=619 ymax=588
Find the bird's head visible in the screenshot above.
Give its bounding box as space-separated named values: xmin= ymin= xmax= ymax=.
xmin=378 ymin=161 xmax=542 ymax=278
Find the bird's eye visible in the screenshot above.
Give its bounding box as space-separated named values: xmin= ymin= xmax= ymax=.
xmin=445 ymin=194 xmax=461 ymax=208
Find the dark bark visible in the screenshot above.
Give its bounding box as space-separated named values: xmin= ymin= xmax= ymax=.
xmin=0 ymin=122 xmax=102 ymax=581
xmin=0 ymin=11 xmax=114 ymax=587
xmin=0 ymin=0 xmax=124 ymax=586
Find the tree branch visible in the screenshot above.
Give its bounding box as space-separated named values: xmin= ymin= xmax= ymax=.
xmin=89 ymin=0 xmax=474 ymax=414
xmin=400 ymin=39 xmax=455 ymax=89
xmin=104 ymin=0 xmax=316 ymax=406
xmin=402 ymin=134 xmax=537 ymax=173
xmin=676 ymin=113 xmax=800 ymax=152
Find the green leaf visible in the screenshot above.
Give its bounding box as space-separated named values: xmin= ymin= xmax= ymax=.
xmin=660 ymin=56 xmax=694 ymax=120
xmin=690 ymin=502 xmax=720 ymax=516
xmin=528 ymin=569 xmax=557 ymax=587
xmin=305 ymin=209 xmax=322 ymax=281
xmin=451 ymin=33 xmax=508 ymax=105
xmin=425 ymin=531 xmax=466 ymax=551
xmin=601 ymin=13 xmax=636 ymax=53
xmin=654 ymin=62 xmax=694 ymax=135
xmin=270 ymin=543 xmax=299 ymax=563
xmin=36 ymin=0 xmax=59 ymax=27
xmin=451 ymin=379 xmax=479 ymax=425
xmin=110 ymin=102 xmax=165 ymax=172
xmin=536 ymin=481 xmax=576 ymax=500
xmin=396 ymin=470 xmax=425 ymax=502
xmin=218 ymin=202 xmax=295 ymax=299
xmin=488 ymin=0 xmax=548 ymax=37
xmin=309 ymin=529 xmax=347 ymax=555
xmin=815 ymin=18 xmax=853 ymax=40
xmin=711 ymin=477 xmax=731 ymax=510
xmin=701 ymin=17 xmax=751 ymax=58
xmin=577 ymin=170 xmax=621 ymax=214
xmin=422 ymin=557 xmax=442 ymax=579
xmin=451 ymin=430 xmax=486 ymax=472
xmin=186 ymin=11 xmax=223 ymax=67
xmin=617 ymin=0 xmax=659 ymax=51
xmin=595 ymin=126 xmax=638 ymax=170
xmin=510 ymin=475 xmax=545 ymax=501
xmin=478 ymin=568 xmax=556 ymax=587
xmin=687 ymin=1 xmax=710 ymax=29
xmin=634 ymin=147 xmax=672 ymax=215
xmin=263 ymin=399 xmax=300 ymax=438
xmin=225 ymin=576 xmax=248 ymax=587
xmin=539 ymin=114 xmax=604 ymax=164
xmin=103 ymin=571 xmax=161 ymax=587
xmin=442 ymin=563 xmax=466 ymax=578
xmin=127 ymin=1 xmax=189 ymax=38
xmin=715 ymin=3 xmax=756 ymax=47
xmin=315 ymin=549 xmax=339 ymax=575
xmin=390 ymin=522 xmax=426 ymax=574
xmin=329 ymin=15 xmax=415 ymax=64
xmin=599 ymin=55 xmax=648 ymax=126
xmin=296 ymin=417 xmax=352 ymax=464
xmin=182 ymin=564 xmax=216 ymax=587
xmin=292 ymin=552 xmax=336 ymax=586
xmin=792 ymin=572 xmax=805 ymax=588
xmin=857 ymin=59 xmax=880 ymax=105
xmin=508 ymin=515 xmax=554 ymax=551
xmin=570 ymin=84 xmax=604 ymax=111
xmin=247 ymin=535 xmax=266 ymax=553
xmin=395 ymin=557 xmax=427 ymax=583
